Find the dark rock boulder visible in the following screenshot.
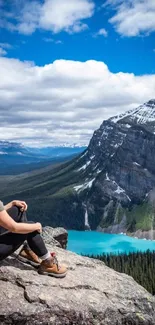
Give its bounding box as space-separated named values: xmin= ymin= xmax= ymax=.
xmin=42 ymin=226 xmax=68 ymax=249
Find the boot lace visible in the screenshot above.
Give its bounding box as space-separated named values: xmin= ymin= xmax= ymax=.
xmin=51 ymin=252 xmax=60 ymax=270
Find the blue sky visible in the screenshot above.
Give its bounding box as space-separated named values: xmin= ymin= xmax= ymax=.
xmin=1 ymin=0 xmax=155 ymax=75
xmin=0 ymin=0 xmax=155 ymax=146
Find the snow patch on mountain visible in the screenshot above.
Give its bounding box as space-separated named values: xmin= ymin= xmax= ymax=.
xmin=113 ymin=181 xmax=131 ymax=202
xmin=110 ymin=99 xmax=155 ymax=125
xmin=90 ymin=155 xmax=95 ymax=160
xmin=78 ymin=160 xmax=91 ymax=171
xmin=105 ymin=173 xmax=131 ymax=201
xmin=114 ymin=186 xmax=125 ymax=195
xmin=133 ymin=162 xmax=141 ymax=166
xmin=96 ymin=169 xmax=102 ymax=174
xmin=106 ymin=173 xmax=110 ymax=181
xmin=79 ymin=151 xmax=88 ymax=160
xmin=74 ymin=178 xmax=95 ymax=193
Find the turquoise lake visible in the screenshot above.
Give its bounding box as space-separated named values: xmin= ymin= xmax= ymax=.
xmin=67 ymin=230 xmax=155 ymax=255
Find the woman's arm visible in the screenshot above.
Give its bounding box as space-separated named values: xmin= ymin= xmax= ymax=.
xmin=4 ymin=201 xmax=13 ymax=210
xmin=0 ymin=210 xmax=42 ymax=234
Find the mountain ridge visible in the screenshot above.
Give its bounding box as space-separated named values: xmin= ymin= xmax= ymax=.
xmin=110 ymin=99 xmax=155 ymax=124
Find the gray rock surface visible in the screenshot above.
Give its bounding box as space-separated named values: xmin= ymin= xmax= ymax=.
xmin=0 ymin=244 xmax=155 ymax=325
xmin=42 ymin=226 xmax=68 ymax=249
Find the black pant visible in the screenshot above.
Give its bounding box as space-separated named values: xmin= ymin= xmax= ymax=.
xmin=0 ymin=206 xmax=48 ymax=261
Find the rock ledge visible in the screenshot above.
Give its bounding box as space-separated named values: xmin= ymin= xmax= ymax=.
xmin=0 ymin=243 xmax=155 ymax=325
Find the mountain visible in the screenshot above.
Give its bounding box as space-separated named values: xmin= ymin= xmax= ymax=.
xmin=28 ymin=146 xmax=87 ymax=158
xmin=0 ymin=141 xmax=48 ymax=165
xmin=0 ymin=141 xmax=87 ymax=174
xmin=1 ymin=99 xmax=155 ymax=239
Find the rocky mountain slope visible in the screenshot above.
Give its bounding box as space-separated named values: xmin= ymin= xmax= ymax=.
xmin=0 ymin=231 xmax=155 ymax=325
xmin=1 ymin=99 xmax=155 ymax=238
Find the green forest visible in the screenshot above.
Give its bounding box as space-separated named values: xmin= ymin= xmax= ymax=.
xmin=85 ymin=250 xmax=155 ymax=295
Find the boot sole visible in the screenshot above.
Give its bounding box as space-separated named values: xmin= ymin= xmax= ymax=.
xmin=17 ymin=255 xmax=40 ymax=268
xmin=38 ymin=269 xmax=67 ymax=278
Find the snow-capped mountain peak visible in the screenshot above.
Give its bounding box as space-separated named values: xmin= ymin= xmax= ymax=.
xmin=110 ymin=99 xmax=155 ymax=125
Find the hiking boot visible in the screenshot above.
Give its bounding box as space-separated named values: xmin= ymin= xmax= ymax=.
xmin=38 ymin=254 xmax=67 ymax=278
xmin=18 ymin=247 xmax=41 ymax=267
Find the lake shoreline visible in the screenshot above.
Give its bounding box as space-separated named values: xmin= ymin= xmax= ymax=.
xmin=96 ymin=225 xmax=155 ymax=241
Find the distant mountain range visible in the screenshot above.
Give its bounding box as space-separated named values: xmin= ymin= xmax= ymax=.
xmin=0 ymin=141 xmax=87 ymax=174
xmin=27 ymin=146 xmax=88 ymax=158
xmin=1 ymin=99 xmax=155 ymax=239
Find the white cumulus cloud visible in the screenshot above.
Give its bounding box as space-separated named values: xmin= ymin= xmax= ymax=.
xmin=39 ymin=0 xmax=94 ymax=33
xmin=0 ymin=42 xmax=13 ymax=56
xmin=0 ymin=43 xmax=12 ymax=49
xmin=106 ymin=0 xmax=155 ymax=37
xmin=0 ymin=0 xmax=95 ymax=35
xmin=0 ymin=47 xmax=7 ymax=56
xmin=93 ymin=28 xmax=108 ymax=37
xmin=0 ymin=57 xmax=155 ymax=147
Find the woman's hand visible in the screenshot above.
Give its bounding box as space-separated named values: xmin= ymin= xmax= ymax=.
xmin=35 ymin=222 xmax=42 ymax=233
xmin=12 ymin=200 xmax=28 ymax=212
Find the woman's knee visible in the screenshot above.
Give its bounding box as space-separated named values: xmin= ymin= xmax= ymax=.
xmin=7 ymin=205 xmax=26 ymax=222
xmin=7 ymin=205 xmax=19 ymax=216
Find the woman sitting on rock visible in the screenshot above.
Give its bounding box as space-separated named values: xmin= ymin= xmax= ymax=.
xmin=0 ymin=199 xmax=67 ymax=278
